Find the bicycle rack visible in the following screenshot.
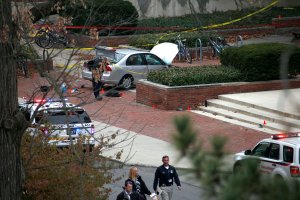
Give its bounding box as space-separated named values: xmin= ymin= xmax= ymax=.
xmin=195 ymin=39 xmax=203 ymax=62
xmin=176 ymin=40 xmax=182 ymax=61
xmin=236 ymin=35 xmax=243 ymax=47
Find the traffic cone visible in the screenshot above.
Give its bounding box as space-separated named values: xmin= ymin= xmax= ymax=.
xmin=263 ymin=120 xmax=267 ymax=125
xmin=100 ymin=88 xmax=105 ymax=94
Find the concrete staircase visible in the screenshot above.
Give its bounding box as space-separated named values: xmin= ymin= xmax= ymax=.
xmin=197 ymin=94 xmax=300 ymax=133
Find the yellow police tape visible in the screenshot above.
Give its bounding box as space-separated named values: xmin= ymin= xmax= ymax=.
xmin=56 ymin=1 xmax=280 ymax=75
xmin=156 ymin=0 xmax=279 ymax=43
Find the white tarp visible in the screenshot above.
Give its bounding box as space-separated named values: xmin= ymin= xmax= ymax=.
xmin=150 ymin=42 xmax=178 ymax=65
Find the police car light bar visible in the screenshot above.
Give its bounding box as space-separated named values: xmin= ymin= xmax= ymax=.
xmin=271 ymin=132 xmax=300 ymax=139
xmin=26 ymin=98 xmax=69 ymax=104
xmin=34 ymin=99 xmax=47 ymax=103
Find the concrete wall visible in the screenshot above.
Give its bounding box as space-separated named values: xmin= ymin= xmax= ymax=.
xmin=127 ymin=0 xmax=300 ymax=19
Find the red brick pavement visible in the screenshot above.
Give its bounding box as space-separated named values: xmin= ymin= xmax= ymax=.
xmin=18 ymin=67 xmax=269 ymax=154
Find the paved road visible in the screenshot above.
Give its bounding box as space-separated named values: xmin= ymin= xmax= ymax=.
xmin=106 ymin=164 xmax=203 ymax=200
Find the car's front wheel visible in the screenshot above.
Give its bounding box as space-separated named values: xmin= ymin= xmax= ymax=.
xmin=120 ymin=75 xmax=133 ymax=90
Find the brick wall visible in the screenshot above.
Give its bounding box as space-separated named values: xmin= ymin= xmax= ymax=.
xmin=136 ymin=79 xmax=300 ymax=110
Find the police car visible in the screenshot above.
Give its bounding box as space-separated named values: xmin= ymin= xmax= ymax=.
xmin=19 ymin=98 xmax=95 ymax=148
xmin=233 ymin=133 xmax=300 ymax=180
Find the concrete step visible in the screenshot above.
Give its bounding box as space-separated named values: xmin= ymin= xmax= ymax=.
xmin=218 ymin=94 xmax=300 ymax=120
xmin=198 ymin=106 xmax=300 ymax=133
xmin=206 ymin=99 xmax=300 ymax=129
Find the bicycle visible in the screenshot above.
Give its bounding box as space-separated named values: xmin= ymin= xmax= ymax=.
xmin=176 ymin=35 xmax=192 ymax=64
xmin=16 ymin=54 xmax=29 ymax=78
xmin=35 ymin=26 xmax=71 ymax=49
xmin=209 ymin=36 xmax=231 ymax=57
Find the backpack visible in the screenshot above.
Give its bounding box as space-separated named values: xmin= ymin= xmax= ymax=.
xmin=105 ymin=89 xmax=121 ymax=97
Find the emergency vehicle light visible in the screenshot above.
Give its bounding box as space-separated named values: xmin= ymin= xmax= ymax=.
xmin=34 ymin=99 xmax=46 ymax=103
xmin=26 ymin=98 xmax=69 ymax=104
xmin=271 ymin=132 xmax=300 ymax=139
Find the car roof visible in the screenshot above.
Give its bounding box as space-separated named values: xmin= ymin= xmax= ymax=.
xmin=19 ymin=98 xmax=82 ymax=112
xmin=262 ymin=137 xmax=300 ymax=147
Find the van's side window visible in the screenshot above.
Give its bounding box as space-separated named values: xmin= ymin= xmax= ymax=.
xmin=283 ymin=146 xmax=294 ymax=163
xmin=268 ymin=143 xmax=280 ymax=160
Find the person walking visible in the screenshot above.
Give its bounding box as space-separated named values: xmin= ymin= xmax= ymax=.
xmin=116 ymin=180 xmax=140 ymax=200
xmin=153 ymin=155 xmax=181 ymax=200
xmin=91 ymin=57 xmax=105 ymax=100
xmin=125 ymin=167 xmax=151 ymax=200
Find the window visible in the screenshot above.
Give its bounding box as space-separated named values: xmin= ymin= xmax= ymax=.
xmin=145 ymin=54 xmax=164 ymax=65
xmin=35 ymin=109 xmax=91 ymax=124
xmin=126 ymin=54 xmax=144 ymax=65
xmin=252 ymin=142 xmax=270 ymax=157
xmin=268 ymin=143 xmax=280 ymax=160
xmin=283 ymin=146 xmax=294 ymax=163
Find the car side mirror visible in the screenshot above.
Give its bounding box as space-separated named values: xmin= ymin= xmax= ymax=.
xmin=244 ymin=149 xmax=252 ymax=155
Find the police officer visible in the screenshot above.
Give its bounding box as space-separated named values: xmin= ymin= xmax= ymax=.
xmin=153 ymin=155 xmax=181 ymax=200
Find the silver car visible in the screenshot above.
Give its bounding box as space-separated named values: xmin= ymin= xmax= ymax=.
xmin=82 ymin=43 xmax=178 ymax=89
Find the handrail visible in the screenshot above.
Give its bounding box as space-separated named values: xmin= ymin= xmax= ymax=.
xmin=195 ymin=38 xmax=202 ymax=62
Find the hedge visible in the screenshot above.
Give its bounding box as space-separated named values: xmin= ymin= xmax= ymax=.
xmin=147 ymin=66 xmax=245 ymax=86
xmin=62 ymin=0 xmax=138 ymax=35
xmin=129 ymin=31 xmax=214 ymax=49
xmin=220 ymin=43 xmax=300 ymax=81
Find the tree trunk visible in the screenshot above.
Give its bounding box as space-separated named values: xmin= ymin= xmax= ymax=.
xmin=0 ymin=1 xmax=26 ymax=199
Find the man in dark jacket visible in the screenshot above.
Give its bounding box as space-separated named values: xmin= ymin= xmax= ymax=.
xmin=153 ymin=155 xmax=181 ymax=200
xmin=116 ymin=180 xmax=140 ymax=200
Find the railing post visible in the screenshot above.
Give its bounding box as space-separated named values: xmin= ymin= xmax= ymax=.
xmin=195 ymin=38 xmax=202 ymax=62
xmin=236 ymin=35 xmax=243 ymax=47
xmin=176 ymin=40 xmax=181 ymax=61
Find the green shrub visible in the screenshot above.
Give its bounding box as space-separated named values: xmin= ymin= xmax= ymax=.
xmin=62 ymin=0 xmax=138 ymax=35
xmin=147 ymin=66 xmax=245 ymax=86
xmin=220 ymin=43 xmax=300 ymax=81
xmin=129 ymin=31 xmax=214 ymax=49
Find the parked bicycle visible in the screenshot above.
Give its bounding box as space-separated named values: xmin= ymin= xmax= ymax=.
xmin=16 ymin=54 xmax=29 ymax=78
xmin=209 ymin=36 xmax=231 ymax=57
xmin=176 ymin=35 xmax=192 ymax=64
xmin=35 ymin=26 xmax=71 ymax=49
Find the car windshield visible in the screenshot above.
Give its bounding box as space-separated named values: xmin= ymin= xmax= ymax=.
xmin=35 ymin=109 xmax=91 ymax=124
xmin=113 ymin=52 xmax=126 ymax=63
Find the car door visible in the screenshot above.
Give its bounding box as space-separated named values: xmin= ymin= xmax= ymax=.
xmin=260 ymin=142 xmax=280 ymax=175
xmin=125 ymin=54 xmax=147 ymax=81
xmin=144 ymin=53 xmax=167 ymax=74
xmin=250 ymin=141 xmax=271 ymax=174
